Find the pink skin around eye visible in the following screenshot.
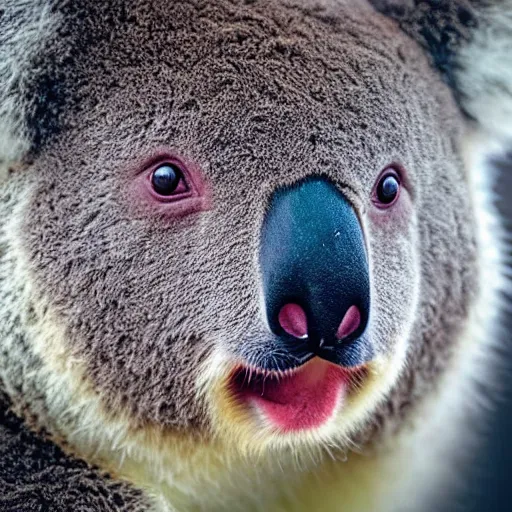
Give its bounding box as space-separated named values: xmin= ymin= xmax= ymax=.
xmin=369 ymin=166 xmax=412 ymax=227
xmin=131 ymin=151 xmax=210 ymax=218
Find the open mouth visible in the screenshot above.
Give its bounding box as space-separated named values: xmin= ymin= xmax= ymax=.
xmin=229 ymin=358 xmax=367 ymax=432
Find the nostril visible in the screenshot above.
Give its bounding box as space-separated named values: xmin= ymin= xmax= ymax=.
xmin=278 ymin=304 xmax=308 ymax=340
xmin=336 ymin=305 xmax=361 ymax=340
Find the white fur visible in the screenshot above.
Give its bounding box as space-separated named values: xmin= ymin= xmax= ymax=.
xmin=372 ymin=128 xmax=512 ymax=511
xmin=0 ymin=131 xmax=507 ymax=512
xmin=0 ymin=2 xmax=511 ymax=510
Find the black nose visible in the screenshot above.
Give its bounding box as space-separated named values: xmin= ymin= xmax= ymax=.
xmin=259 ymin=177 xmax=371 ymax=368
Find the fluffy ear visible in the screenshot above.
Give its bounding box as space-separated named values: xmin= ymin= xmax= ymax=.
xmin=0 ymin=1 xmax=57 ymax=164
xmin=370 ymin=0 xmax=512 ymax=149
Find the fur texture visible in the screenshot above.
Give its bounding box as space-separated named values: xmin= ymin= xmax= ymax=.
xmin=370 ymin=0 xmax=512 ymax=144
xmin=0 ymin=0 xmax=59 ymax=164
xmin=0 ymin=391 xmax=149 ymax=511
xmin=0 ymin=0 xmax=510 ymax=511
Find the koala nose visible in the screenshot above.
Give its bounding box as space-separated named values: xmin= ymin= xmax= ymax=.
xmin=259 ymin=177 xmax=370 ymax=367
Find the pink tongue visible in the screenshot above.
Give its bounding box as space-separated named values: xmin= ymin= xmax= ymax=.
xmin=251 ymin=305 xmax=359 ymax=431
xmin=251 ymin=361 xmax=348 ymax=431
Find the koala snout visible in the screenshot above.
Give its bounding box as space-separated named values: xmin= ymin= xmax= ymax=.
xmin=259 ymin=177 xmax=371 ymax=369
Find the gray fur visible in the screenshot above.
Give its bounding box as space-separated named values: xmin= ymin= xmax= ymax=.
xmin=0 ymin=393 xmax=149 ymax=511
xmin=369 ymin=0 xmax=512 ymax=143
xmin=0 ymin=0 xmax=510 ymax=510
xmin=0 ymin=0 xmax=59 ymax=163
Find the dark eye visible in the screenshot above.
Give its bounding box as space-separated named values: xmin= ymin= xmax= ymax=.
xmin=151 ymin=164 xmax=186 ymax=196
xmin=375 ymin=170 xmax=400 ymax=207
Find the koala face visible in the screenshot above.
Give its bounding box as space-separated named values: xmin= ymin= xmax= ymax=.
xmin=7 ymin=0 xmax=478 ymax=457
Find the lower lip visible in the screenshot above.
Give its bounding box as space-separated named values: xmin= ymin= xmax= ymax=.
xmin=229 ymin=359 xmax=362 ymax=432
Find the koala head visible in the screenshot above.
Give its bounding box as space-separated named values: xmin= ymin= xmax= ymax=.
xmin=0 ymin=0 xmax=510 ymax=497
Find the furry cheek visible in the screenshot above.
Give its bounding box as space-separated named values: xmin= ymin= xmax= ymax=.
xmin=367 ymin=186 xmax=414 ymax=230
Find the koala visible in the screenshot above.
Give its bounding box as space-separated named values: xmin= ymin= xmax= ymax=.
xmin=0 ymin=0 xmax=511 ymax=511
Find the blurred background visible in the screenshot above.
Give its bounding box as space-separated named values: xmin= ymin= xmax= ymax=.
xmin=453 ymin=156 xmax=512 ymax=512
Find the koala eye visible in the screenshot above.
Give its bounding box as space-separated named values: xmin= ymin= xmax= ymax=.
xmin=135 ymin=153 xmax=207 ymax=215
xmin=374 ymin=169 xmax=401 ymax=207
xmin=151 ymin=163 xmax=188 ymax=197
